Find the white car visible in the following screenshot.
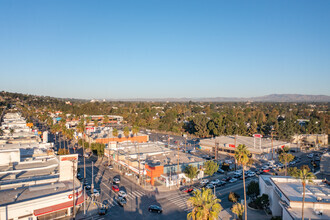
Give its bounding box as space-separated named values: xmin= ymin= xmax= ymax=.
xmin=93 ymin=189 xmax=100 ymax=197
xmin=118 ymin=190 xmax=127 ymax=197
xmin=307 ymin=153 xmax=314 ymax=158
xmin=248 ymin=172 xmax=256 ymax=177
xmin=200 ymin=179 xmax=209 ymax=185
xmin=210 ymin=179 xmax=220 ymax=185
xmin=229 ymin=178 xmax=238 ymax=183
xmin=261 ymin=165 xmax=269 ymax=170
xmin=206 ymin=184 xmax=214 ymax=189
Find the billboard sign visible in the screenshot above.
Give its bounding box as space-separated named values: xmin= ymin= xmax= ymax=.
xmin=253 ymin=134 xmax=263 ymax=138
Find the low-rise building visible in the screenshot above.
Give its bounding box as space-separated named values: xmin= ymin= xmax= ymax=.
xmin=259 ymin=175 xmax=330 ymax=219
xmin=200 ymin=135 xmax=290 ymax=160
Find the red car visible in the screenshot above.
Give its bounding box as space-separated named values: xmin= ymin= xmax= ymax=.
xmin=182 ymin=187 xmax=194 ymax=193
xmin=112 ymin=185 xmax=119 ymax=192
xmin=263 ymin=169 xmax=270 ymax=173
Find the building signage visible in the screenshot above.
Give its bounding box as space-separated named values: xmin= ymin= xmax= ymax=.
xmin=253 ymin=134 xmax=263 ymax=138
xmin=229 ymin=144 xmax=236 ymax=148
xmin=61 ymin=156 xmax=78 ymax=161
xmin=68 ymin=190 xmax=82 ymax=199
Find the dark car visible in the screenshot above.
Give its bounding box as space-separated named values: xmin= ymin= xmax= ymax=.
xmin=77 ymin=173 xmax=83 ymax=180
xmin=148 ymin=205 xmax=162 ymax=213
xmin=222 ymin=177 xmax=232 ymax=182
xmin=98 ymin=207 xmax=107 ymax=215
xmin=233 ymin=174 xmax=242 ymax=178
xmin=216 ymin=181 xmax=226 ymax=187
xmin=85 ymin=185 xmax=91 ymax=190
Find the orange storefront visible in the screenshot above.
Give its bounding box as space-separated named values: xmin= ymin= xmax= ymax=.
xmin=95 ymin=135 xmax=149 ymax=144
xmin=145 ymin=164 xmax=164 ymax=186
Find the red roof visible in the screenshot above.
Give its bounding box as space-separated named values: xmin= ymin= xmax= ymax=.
xmin=34 ymin=195 xmax=84 ymax=216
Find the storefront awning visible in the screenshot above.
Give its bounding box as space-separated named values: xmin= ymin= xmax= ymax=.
xmin=33 ymin=195 xmax=84 ymax=216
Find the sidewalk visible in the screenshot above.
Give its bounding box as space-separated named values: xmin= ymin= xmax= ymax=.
xmin=75 ymin=196 xmax=99 ymax=219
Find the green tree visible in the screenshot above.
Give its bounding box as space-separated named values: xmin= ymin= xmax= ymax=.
xmin=113 ymin=128 xmax=118 ymax=137
xmin=184 ymin=165 xmax=199 ymax=183
xmin=103 ymin=115 xmax=109 ymax=125
xmin=94 ymin=119 xmax=98 ymax=127
xmin=123 ymin=127 xmax=130 ymax=139
xmin=232 ymin=203 xmax=244 ymax=220
xmin=279 ymin=152 xmax=294 ymax=176
xmin=235 ymin=144 xmax=250 ymax=220
xmin=247 ymin=181 xmax=260 ymax=200
xmin=292 ymin=167 xmax=315 ymax=220
xmin=187 ymin=188 xmax=222 ymax=220
xmin=228 ymin=192 xmax=240 ymax=203
xmin=204 ymin=160 xmax=219 ymax=176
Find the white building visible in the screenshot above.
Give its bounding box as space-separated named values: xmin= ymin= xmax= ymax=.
xmin=259 ymin=175 xmax=330 ymax=219
xmin=200 ymin=135 xmax=290 ymax=160
xmin=0 ymin=111 xmax=83 ymax=220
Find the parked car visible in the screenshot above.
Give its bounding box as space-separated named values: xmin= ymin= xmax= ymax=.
xmin=108 ymin=165 xmax=113 ymax=169
xmin=210 ymin=179 xmax=220 ymax=185
xmin=229 ymin=178 xmax=238 ymax=183
xmin=307 ymin=153 xmax=314 ymax=158
xmin=217 ymin=168 xmax=225 ymax=174
xmin=234 ymin=174 xmax=242 ymax=178
xmin=222 ymin=177 xmax=232 ymax=182
xmin=216 ymin=181 xmax=226 ymax=187
xmin=248 ymin=172 xmax=256 ymax=177
xmin=93 ymin=189 xmax=100 ymax=197
xmin=148 ymin=205 xmax=162 ymax=213
xmin=181 ymin=187 xmax=194 ymax=193
xmin=206 ymin=184 xmax=214 ymax=189
xmin=200 ymin=179 xmax=209 ymax=185
xmin=112 ymin=185 xmax=119 ymax=192
xmin=118 ymin=190 xmax=127 ymax=197
xmin=85 ymin=185 xmax=91 ymax=190
xmin=77 ymin=173 xmax=83 ymax=180
xmin=261 ymin=165 xmax=269 ymax=170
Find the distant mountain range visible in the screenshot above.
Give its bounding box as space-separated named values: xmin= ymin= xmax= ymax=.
xmin=106 ymin=94 xmax=330 ymax=102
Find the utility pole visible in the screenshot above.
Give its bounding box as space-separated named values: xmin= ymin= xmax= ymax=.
xmin=185 ymin=137 xmax=187 ymax=153
xmin=91 ymin=161 xmax=94 ymax=194
xmin=234 ymin=135 xmax=237 ymax=171
xmin=271 ymin=131 xmax=274 ymax=161
xmin=177 ymin=142 xmax=180 ymax=187
xmin=137 ymin=142 xmax=141 ymax=185
xmin=71 ymin=159 xmax=76 ymax=219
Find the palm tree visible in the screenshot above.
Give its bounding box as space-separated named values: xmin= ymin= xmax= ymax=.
xmin=279 ymin=152 xmax=295 ymax=176
xmin=293 ymin=167 xmax=315 ymax=220
xmin=187 ymin=188 xmax=222 ymax=220
xmin=113 ymin=128 xmax=118 ymax=138
xmin=123 ymin=127 xmax=130 ymax=143
xmin=232 ymin=203 xmax=244 ymax=220
xmin=9 ymin=128 xmax=14 ymax=136
xmin=132 ymin=125 xmax=139 ymax=137
xmin=234 ymin=144 xmax=250 ymax=220
xmin=0 ymin=129 xmax=3 ymax=136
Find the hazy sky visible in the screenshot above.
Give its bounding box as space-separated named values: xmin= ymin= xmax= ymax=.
xmin=1 ymin=0 xmax=329 ymax=99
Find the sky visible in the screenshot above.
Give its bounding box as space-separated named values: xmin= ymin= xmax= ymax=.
xmin=0 ymin=0 xmax=330 ymax=99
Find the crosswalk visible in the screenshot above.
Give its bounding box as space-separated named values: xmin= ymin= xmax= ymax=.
xmin=101 ymin=189 xmax=147 ymax=208
xmin=166 ymin=193 xmax=193 ymax=213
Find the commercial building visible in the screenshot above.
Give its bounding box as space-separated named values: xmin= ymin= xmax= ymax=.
xmin=320 ymin=153 xmax=330 ymax=180
xmin=259 ymin=175 xmax=330 ymax=219
xmin=0 ymin=112 xmax=83 ymax=220
xmin=104 ymin=142 xmax=205 ymax=187
xmin=200 ymin=135 xmax=290 ymax=160
xmin=292 ymin=134 xmax=328 ymax=147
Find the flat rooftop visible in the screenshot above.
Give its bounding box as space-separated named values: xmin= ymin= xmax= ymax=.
xmin=0 ymin=179 xmax=81 ymax=206
xmin=271 ymin=177 xmax=330 ymax=203
xmin=200 ymin=136 xmax=289 ymax=153
xmin=117 ymin=142 xmax=171 ymax=157
xmin=145 ymin=150 xmax=205 ymax=167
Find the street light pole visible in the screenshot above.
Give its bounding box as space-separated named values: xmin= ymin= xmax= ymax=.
xmin=72 ymin=160 xmax=76 ymax=219
xmin=91 ymin=161 xmax=94 ymax=194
